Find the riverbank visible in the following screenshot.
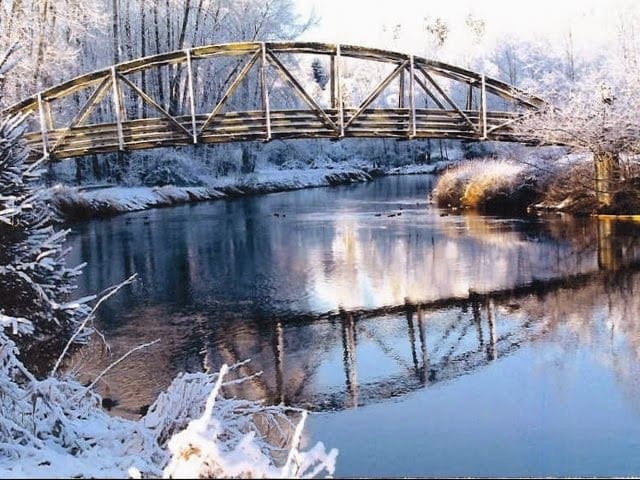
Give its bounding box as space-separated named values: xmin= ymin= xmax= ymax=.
xmin=433 ymin=155 xmax=640 ymax=216
xmin=49 ymin=162 xmax=450 ymax=221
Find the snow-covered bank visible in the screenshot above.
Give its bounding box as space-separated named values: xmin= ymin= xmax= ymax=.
xmin=433 ymin=153 xmax=640 ymax=215
xmin=49 ymin=162 xmax=449 ymax=221
xmin=0 ymin=339 xmax=338 ymax=478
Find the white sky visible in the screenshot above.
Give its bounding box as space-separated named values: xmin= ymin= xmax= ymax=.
xmin=293 ymin=0 xmax=638 ymax=59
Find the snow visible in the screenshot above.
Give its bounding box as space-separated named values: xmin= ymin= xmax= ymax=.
xmin=47 ymin=156 xmax=464 ymax=220
xmin=0 ymin=332 xmax=338 ymax=478
xmin=49 ymin=164 xmax=378 ymax=219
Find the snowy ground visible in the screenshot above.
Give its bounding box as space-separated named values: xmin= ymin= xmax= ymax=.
xmin=49 ymin=160 xmax=451 ymax=221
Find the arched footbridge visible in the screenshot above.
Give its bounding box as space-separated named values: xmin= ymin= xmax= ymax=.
xmin=3 ymin=42 xmax=545 ymax=161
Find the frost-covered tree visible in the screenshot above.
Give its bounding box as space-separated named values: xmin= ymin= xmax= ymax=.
xmin=515 ymin=58 xmax=640 ymax=209
xmin=0 ymin=0 xmax=107 ymax=104
xmin=0 ymin=48 xmax=91 ymax=375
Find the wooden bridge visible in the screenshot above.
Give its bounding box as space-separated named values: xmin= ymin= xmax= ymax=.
xmin=2 ymin=42 xmax=544 ymax=162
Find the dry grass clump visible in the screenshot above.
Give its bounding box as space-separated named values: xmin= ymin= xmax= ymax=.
xmin=433 ymin=159 xmax=538 ymax=213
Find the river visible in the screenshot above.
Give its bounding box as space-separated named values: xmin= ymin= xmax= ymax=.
xmin=67 ymin=174 xmax=640 ymax=477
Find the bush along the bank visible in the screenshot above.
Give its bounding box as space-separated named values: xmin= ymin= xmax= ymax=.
xmin=433 ymin=159 xmax=541 ymax=214
xmin=0 ymin=115 xmax=92 ymax=376
xmin=527 ymin=158 xmax=640 ymax=216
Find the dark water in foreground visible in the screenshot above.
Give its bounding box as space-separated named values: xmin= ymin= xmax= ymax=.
xmin=67 ymin=175 xmax=640 ymax=477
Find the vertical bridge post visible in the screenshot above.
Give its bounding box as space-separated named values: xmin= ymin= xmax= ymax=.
xmin=334 ymin=44 xmax=344 ymax=137
xmin=480 ymin=74 xmax=487 ymax=140
xmin=409 ymin=55 xmax=416 ymax=139
xmin=37 ymin=93 xmax=50 ymax=158
xmin=398 ymin=68 xmax=405 ymax=108
xmin=111 ymin=66 xmax=125 ymax=151
xmin=185 ymin=49 xmax=198 ymax=144
xmin=260 ymin=42 xmax=272 ymax=141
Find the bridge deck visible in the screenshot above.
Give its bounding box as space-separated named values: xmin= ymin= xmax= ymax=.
xmin=22 ymin=109 xmax=522 ymax=160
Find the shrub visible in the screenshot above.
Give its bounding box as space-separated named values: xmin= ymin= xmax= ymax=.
xmin=433 ymin=159 xmax=540 ymax=213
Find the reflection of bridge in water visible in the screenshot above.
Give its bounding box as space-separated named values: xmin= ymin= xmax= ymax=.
xmin=66 ymin=210 xmax=640 ymax=417
xmin=66 ymin=202 xmax=640 ymax=417
xmin=215 ymin=259 xmax=640 ymax=412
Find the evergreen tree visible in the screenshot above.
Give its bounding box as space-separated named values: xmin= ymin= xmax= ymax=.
xmin=311 ymin=58 xmax=328 ymax=90
xmin=0 ymin=50 xmax=91 ymax=376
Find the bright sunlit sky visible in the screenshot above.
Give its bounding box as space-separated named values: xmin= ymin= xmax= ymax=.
xmin=293 ymin=0 xmax=638 ymax=60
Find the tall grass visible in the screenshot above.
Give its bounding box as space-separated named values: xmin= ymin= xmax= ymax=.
xmin=433 ymin=159 xmax=538 ymax=213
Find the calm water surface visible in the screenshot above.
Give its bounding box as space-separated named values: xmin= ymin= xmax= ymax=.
xmin=67 ymin=175 xmax=640 ymax=477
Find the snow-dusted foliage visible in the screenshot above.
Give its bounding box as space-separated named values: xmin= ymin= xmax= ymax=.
xmin=433 ymin=159 xmax=539 ymax=212
xmin=0 ymin=113 xmax=92 ymax=374
xmin=0 ymin=338 xmax=338 ymax=478
xmin=515 ymin=63 xmax=640 ymax=157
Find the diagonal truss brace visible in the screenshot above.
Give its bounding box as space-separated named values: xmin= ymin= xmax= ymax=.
xmin=413 ymin=74 xmax=446 ymax=109
xmin=200 ymin=49 xmax=261 ymax=133
xmin=266 ymin=50 xmax=340 ymax=134
xmin=117 ymin=73 xmax=193 ymax=139
xmin=48 ymin=76 xmax=112 ymax=155
xmin=343 ymin=60 xmax=409 ymax=130
xmin=417 ymin=67 xmax=478 ymax=132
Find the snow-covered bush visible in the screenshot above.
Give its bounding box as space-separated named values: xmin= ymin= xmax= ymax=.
xmin=0 ymin=110 xmax=91 ymax=375
xmin=141 ymin=156 xmax=204 ymax=187
xmin=0 ymin=336 xmax=338 ymax=478
xmin=433 ymin=159 xmax=540 ymax=213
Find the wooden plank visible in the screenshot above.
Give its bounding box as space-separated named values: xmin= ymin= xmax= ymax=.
xmin=486 ymin=111 xmax=531 ymax=135
xmin=39 ymin=110 xmax=520 ymax=152
xmin=266 ymin=50 xmax=339 ymax=134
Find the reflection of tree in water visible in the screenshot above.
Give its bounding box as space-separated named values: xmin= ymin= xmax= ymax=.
xmin=65 ymin=182 xmax=640 ymax=417
xmin=72 ymin=261 xmax=640 ymax=417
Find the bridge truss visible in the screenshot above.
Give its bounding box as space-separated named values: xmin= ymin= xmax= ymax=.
xmin=3 ymin=42 xmax=544 ymax=161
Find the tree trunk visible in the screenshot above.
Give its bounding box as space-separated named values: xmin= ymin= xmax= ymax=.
xmin=75 ymin=158 xmax=83 ymax=185
xmin=594 ymin=151 xmax=620 ymax=208
xmin=596 ymin=218 xmax=622 ymax=270
xmin=140 ymin=0 xmax=147 ymax=117
xmin=112 ymin=0 xmax=120 ymax=65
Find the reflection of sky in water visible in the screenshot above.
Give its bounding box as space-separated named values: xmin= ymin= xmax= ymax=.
xmin=67 ymin=175 xmax=613 ymax=321
xmin=65 ymin=175 xmax=640 ymax=476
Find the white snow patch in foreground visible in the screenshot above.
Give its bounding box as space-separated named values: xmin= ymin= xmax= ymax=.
xmin=0 ymin=333 xmax=337 ymax=478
